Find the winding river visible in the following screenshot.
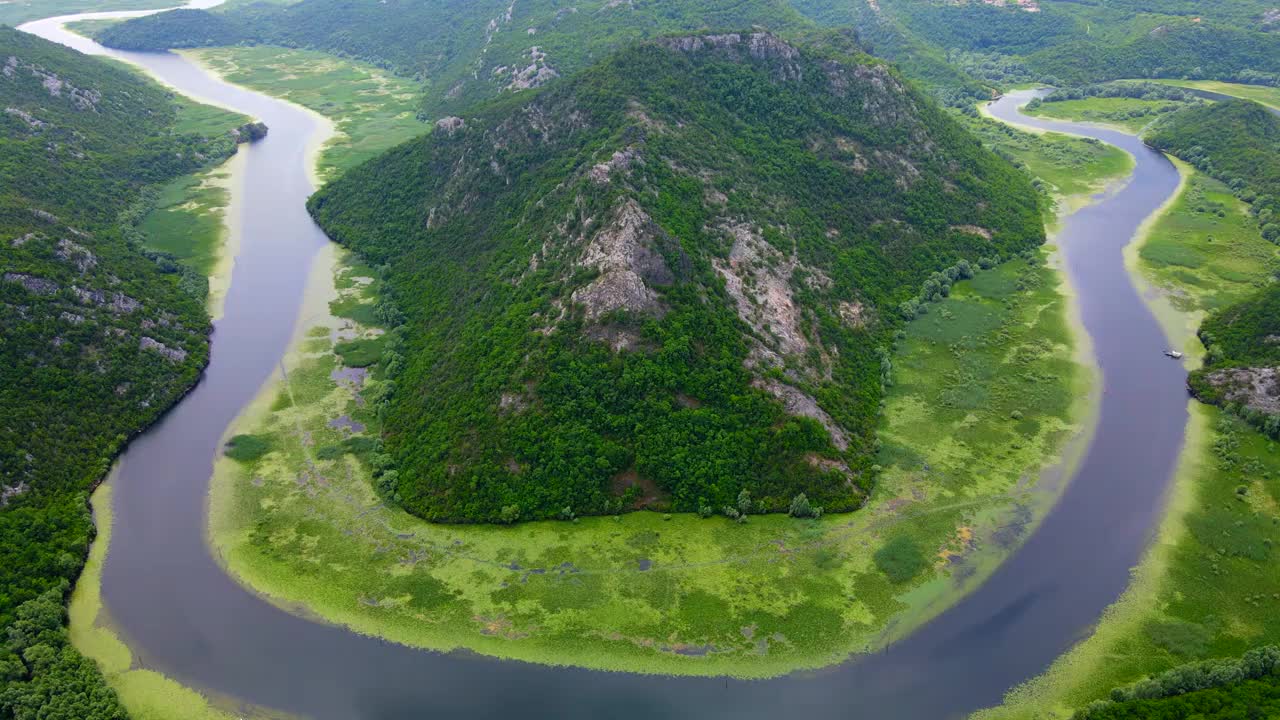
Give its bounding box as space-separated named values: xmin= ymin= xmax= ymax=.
xmin=18 ymin=11 xmax=1189 ymax=718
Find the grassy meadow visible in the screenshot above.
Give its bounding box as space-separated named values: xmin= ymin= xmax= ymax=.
xmin=0 ymin=0 xmax=171 ymax=26
xmin=184 ymin=46 xmax=427 ymax=179
xmin=1024 ymin=96 xmax=1187 ymax=134
xmin=1136 ymin=167 xmax=1279 ymax=318
xmin=1151 ymin=79 xmax=1280 ymax=112
xmin=205 ymin=244 xmax=1089 ymax=677
xmin=967 ymin=112 xmax=1133 ymax=216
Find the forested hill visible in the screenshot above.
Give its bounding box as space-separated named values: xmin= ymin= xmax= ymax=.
xmin=308 ymin=32 xmax=1044 ymax=524
xmin=96 ymin=0 xmax=813 ymax=115
xmin=792 ymin=0 xmax=1280 ymax=91
xmin=0 ymin=27 xmax=240 ymax=718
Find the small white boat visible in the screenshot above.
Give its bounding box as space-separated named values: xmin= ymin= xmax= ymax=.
xmin=1164 ymin=350 xmax=1183 ymax=359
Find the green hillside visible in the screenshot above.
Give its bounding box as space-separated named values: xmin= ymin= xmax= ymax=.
xmin=96 ymin=0 xmax=814 ymax=115
xmin=795 ymin=0 xmax=1280 ymax=90
xmin=0 ymin=26 xmax=242 ymax=719
xmin=307 ymin=32 xmax=1044 ymax=524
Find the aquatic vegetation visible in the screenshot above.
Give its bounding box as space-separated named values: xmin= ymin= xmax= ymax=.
xmin=184 ymin=46 xmax=426 ymax=180
xmin=207 ymin=243 xmax=1085 ymax=677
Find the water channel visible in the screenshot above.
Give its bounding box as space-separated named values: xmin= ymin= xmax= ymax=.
xmin=16 ymin=15 xmax=1190 ymax=718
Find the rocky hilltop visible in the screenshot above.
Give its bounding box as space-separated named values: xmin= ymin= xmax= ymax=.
xmin=309 ymin=32 xmax=1044 ymax=523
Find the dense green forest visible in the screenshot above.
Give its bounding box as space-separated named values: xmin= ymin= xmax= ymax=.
xmin=0 ymin=27 xmax=241 ymax=719
xmin=308 ymin=31 xmax=1043 ymax=523
xmin=793 ymin=0 xmax=1280 ymax=90
xmin=97 ymin=0 xmax=816 ymax=116
xmin=1074 ymin=647 xmax=1280 ymax=720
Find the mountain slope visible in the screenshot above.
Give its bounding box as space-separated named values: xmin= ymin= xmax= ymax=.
xmin=0 ymin=26 xmax=242 ymax=717
xmin=96 ymin=0 xmax=814 ymax=115
xmin=796 ymin=0 xmax=1280 ymax=89
xmin=308 ymin=32 xmax=1044 ymax=523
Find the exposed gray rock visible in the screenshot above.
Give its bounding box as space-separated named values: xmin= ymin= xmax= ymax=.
xmin=4 ymin=272 xmax=58 ymax=295
xmin=753 ymin=378 xmax=849 ymax=451
xmin=1205 ymin=366 xmax=1280 ymax=415
xmin=589 ymin=147 xmax=638 ymax=184
xmin=59 ymin=311 xmax=85 ymax=324
xmin=658 ymin=33 xmax=802 ymax=80
xmin=499 ymin=46 xmax=559 ymax=90
xmin=5 ymin=107 xmax=44 ymax=130
xmin=435 ymin=116 xmax=466 ymax=135
xmin=0 ymin=482 xmax=28 ymax=508
xmin=56 ymin=237 xmax=96 ymax=272
xmin=569 ymin=199 xmax=672 ymax=322
xmin=139 ymin=336 xmax=187 ymax=363
xmin=713 ymin=222 xmax=809 ymax=356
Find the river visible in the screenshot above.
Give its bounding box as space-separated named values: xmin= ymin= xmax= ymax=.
xmin=16 ymin=12 xmax=1188 ymax=718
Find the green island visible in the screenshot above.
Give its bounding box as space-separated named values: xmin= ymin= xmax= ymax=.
xmin=206 ymin=245 xmax=1090 ymax=676
xmin=976 ymin=84 xmax=1280 ymax=720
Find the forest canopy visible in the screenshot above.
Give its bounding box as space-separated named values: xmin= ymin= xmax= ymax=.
xmin=308 ymin=32 xmax=1044 ymax=524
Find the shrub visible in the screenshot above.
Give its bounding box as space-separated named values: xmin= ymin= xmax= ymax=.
xmin=874 ymin=535 xmax=928 ymax=583
xmin=224 ymin=434 xmax=271 ymax=462
xmin=789 ymin=493 xmax=822 ymax=519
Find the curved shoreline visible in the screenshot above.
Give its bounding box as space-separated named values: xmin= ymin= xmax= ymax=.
xmin=12 ymin=11 xmax=1189 ymax=712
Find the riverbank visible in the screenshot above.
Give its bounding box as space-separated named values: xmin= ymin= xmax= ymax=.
xmin=69 ymin=482 xmax=287 ymax=720
xmin=178 ymin=46 xmax=423 ymax=182
xmin=205 ymin=236 xmax=1093 ymax=677
xmin=974 ymin=92 xmax=1280 ymax=720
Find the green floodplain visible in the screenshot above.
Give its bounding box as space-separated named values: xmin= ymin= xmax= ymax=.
xmin=976 ymin=97 xmax=1280 ymax=719
xmin=69 ymin=38 xmax=1280 ymax=714
xmin=207 ymin=245 xmax=1091 ymax=677
xmin=56 ymin=43 xmax=1148 ymax=705
xmin=180 ymin=50 xmax=1146 ymax=675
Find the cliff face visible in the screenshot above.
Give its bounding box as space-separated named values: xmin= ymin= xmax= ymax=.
xmin=309 ymin=32 xmax=1045 ymax=523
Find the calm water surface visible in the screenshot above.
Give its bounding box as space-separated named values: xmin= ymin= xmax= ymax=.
xmin=15 ymin=18 xmax=1191 ymax=717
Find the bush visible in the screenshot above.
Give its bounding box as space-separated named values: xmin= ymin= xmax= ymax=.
xmin=874 ymin=535 xmax=928 ymax=583
xmin=789 ymin=493 xmax=822 ymax=519
xmin=223 ymin=434 xmax=271 ymax=462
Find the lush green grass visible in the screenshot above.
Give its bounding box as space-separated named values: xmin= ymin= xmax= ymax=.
xmin=1024 ymin=97 xmax=1187 ymax=134
xmin=1151 ymin=80 xmax=1280 ymax=112
xmin=171 ymin=95 xmax=249 ymax=138
xmin=184 ymin=46 xmax=426 ymax=179
xmin=139 ymin=167 xmax=233 ymax=279
xmin=975 ymin=404 xmax=1280 ymax=719
xmin=1137 ymin=171 xmax=1278 ymax=317
xmin=207 ymin=248 xmax=1087 ymax=677
xmin=967 ymin=110 xmax=1134 ymax=212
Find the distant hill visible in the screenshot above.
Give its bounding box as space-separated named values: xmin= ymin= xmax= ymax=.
xmin=96 ymin=0 xmax=815 ymax=115
xmin=794 ymin=0 xmax=1280 ymax=89
xmin=0 ymin=25 xmax=241 ymax=717
xmin=307 ymin=32 xmax=1044 ymax=523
